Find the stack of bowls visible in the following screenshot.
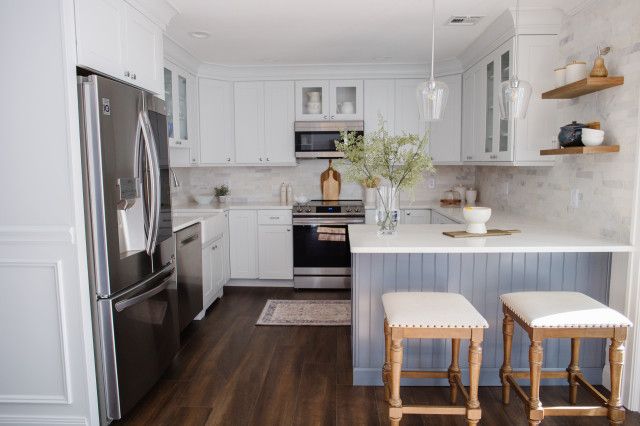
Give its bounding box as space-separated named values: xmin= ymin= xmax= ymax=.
xmin=581 ymin=128 xmax=605 ymax=146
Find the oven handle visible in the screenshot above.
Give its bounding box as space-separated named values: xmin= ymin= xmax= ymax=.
xmin=292 ymin=217 xmax=365 ymax=226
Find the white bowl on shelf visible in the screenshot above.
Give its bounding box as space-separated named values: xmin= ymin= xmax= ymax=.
xmin=193 ymin=194 xmax=214 ymax=205
xmin=462 ymin=206 xmax=492 ymax=234
xmin=581 ymin=128 xmax=605 ymax=146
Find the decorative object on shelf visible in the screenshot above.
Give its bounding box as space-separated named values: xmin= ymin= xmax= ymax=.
xmin=214 ymin=184 xmax=229 ymax=203
xmin=540 ymin=145 xmax=619 ymax=156
xmin=462 ymin=206 xmax=492 ymax=235
xmin=590 ymin=45 xmax=610 ymax=77
xmin=566 ymin=60 xmax=587 ymax=84
xmin=466 ymin=189 xmax=478 ymax=206
xmin=335 ymin=118 xmax=434 ymax=235
xmin=554 ymin=67 xmax=566 ymax=87
xmin=441 ymin=189 xmax=461 ymax=207
xmin=340 ymin=101 xmax=355 ymax=114
xmin=193 ymin=194 xmax=214 ymax=205
xmin=416 ymin=0 xmax=448 ymax=122
xmin=558 ymin=121 xmax=587 ymax=147
xmin=581 ymin=128 xmax=605 ymax=146
xmin=306 ymin=91 xmax=322 ymax=114
xmin=498 ymin=0 xmax=532 ymax=119
xmin=320 ymin=159 xmax=341 ymax=200
xmin=362 ymin=176 xmax=381 ymax=206
xmin=541 ymin=76 xmax=624 ymax=99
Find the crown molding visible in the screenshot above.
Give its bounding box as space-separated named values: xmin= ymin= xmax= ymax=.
xmin=459 ymin=8 xmax=563 ymax=71
xmin=163 ymin=35 xmax=201 ymax=75
xmin=125 ymin=0 xmax=178 ymax=29
xmin=196 ymin=58 xmax=463 ymax=81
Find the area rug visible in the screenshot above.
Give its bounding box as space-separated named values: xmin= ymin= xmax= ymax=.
xmin=256 ymin=299 xmax=351 ymax=326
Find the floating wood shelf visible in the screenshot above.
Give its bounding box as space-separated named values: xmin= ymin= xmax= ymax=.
xmin=540 ymin=145 xmax=620 ymax=156
xmin=541 ymin=76 xmax=624 ymax=99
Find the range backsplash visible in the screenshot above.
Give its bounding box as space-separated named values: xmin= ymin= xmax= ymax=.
xmin=171 ymin=161 xmax=476 ymax=205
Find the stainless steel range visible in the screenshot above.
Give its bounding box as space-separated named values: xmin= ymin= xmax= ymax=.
xmin=293 ymin=199 xmax=365 ymax=289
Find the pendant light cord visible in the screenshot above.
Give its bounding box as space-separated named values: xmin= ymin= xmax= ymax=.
xmin=430 ymin=0 xmax=436 ymax=81
xmin=513 ymin=0 xmax=519 ymax=79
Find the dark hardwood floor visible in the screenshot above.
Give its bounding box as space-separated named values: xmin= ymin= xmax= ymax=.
xmin=116 ymin=287 xmax=639 ymax=425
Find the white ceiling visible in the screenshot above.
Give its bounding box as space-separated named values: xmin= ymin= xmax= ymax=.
xmin=165 ymin=0 xmax=583 ymax=66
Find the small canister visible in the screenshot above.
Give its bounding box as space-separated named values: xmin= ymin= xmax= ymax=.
xmin=554 ymin=67 xmax=566 ymax=87
xmin=566 ymin=61 xmax=587 ymax=84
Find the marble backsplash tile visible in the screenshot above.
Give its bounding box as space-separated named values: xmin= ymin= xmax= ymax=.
xmin=171 ymin=161 xmax=476 ymax=205
xmin=476 ymin=0 xmax=640 ymax=242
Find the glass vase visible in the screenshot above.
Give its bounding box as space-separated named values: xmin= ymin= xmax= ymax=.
xmin=376 ymin=185 xmax=399 ymax=235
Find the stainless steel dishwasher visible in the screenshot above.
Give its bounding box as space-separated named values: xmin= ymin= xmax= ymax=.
xmin=176 ymin=223 xmax=203 ymax=331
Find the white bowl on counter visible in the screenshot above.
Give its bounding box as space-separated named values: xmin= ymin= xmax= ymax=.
xmin=581 ymin=128 xmax=605 ymax=146
xmin=463 ymin=206 xmax=492 ymax=234
xmin=193 ymin=194 xmax=214 ymax=205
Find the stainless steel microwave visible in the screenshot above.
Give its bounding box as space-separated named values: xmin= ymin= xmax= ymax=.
xmin=294 ymin=120 xmax=364 ymax=158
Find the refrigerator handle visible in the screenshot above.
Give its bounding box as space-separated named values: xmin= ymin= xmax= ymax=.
xmin=137 ymin=110 xmax=161 ymax=255
xmin=114 ymin=262 xmax=175 ymax=312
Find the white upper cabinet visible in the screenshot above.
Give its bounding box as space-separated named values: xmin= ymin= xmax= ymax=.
xmin=329 ymin=80 xmax=364 ymax=121
xmin=165 ymin=61 xmax=197 ymax=150
xmin=394 ymin=79 xmax=426 ymax=138
xmin=429 ymin=74 xmax=462 ymax=164
xmin=75 ymin=0 xmax=163 ymax=94
xmin=235 ymin=81 xmax=295 ymax=165
xmin=264 ymin=81 xmax=296 ymax=163
xmin=198 ymin=78 xmax=234 ymax=165
xmin=364 ymin=80 xmax=395 ymax=134
xmin=462 ymin=36 xmax=557 ymax=165
xmin=234 ymin=82 xmax=265 ymax=163
xmin=295 ymin=80 xmax=363 ymax=121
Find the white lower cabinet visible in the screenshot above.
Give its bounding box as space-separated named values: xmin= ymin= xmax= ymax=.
xmin=202 ymin=236 xmax=225 ymax=309
xmin=229 ymin=210 xmax=259 ymax=278
xmin=365 ymin=209 xmax=376 ymax=225
xmin=258 ymin=225 xmax=293 ymax=279
xmin=400 ymin=209 xmax=431 ymax=224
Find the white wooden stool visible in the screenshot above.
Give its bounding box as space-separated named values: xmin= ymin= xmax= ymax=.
xmin=499 ymin=291 xmax=632 ymax=425
xmin=382 ymin=292 xmax=489 ymax=425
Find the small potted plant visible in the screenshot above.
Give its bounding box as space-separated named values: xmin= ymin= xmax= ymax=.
xmin=214 ymin=184 xmax=229 ymax=203
xmin=361 ymin=176 xmax=381 ymax=206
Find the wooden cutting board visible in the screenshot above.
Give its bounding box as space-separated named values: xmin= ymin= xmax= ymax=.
xmin=321 ymin=160 xmax=341 ymax=200
xmin=443 ymin=229 xmax=521 ymax=238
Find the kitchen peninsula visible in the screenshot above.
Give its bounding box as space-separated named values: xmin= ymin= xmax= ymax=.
xmin=349 ymin=210 xmax=633 ymax=387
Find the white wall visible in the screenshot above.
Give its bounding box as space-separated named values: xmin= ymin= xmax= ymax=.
xmin=475 ymin=0 xmax=640 ymax=242
xmin=0 ymin=1 xmax=98 ymax=424
xmin=171 ymin=163 xmax=476 ymax=206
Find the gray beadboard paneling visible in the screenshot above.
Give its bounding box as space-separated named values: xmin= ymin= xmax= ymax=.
xmin=352 ymin=252 xmax=611 ymax=386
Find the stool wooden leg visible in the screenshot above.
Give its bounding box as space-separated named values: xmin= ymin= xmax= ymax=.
xmin=567 ymin=338 xmax=581 ymax=405
xmin=608 ymin=333 xmax=626 ymax=425
xmin=389 ymin=337 xmax=403 ymax=425
xmin=448 ymin=338 xmax=461 ymax=404
xmin=499 ymin=312 xmax=514 ymax=404
xmin=466 ymin=330 xmax=483 ymax=425
xmin=528 ymin=339 xmax=544 ymax=426
xmin=383 ymin=319 xmax=391 ymax=402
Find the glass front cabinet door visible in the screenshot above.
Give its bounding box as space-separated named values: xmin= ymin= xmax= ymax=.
xmin=164 ymin=61 xmax=198 ymax=166
xmin=295 ymin=80 xmax=363 ymax=121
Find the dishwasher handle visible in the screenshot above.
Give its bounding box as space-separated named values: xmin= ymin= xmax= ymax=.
xmin=179 ymin=233 xmax=200 ymax=247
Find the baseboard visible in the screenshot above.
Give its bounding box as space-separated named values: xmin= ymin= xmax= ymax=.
xmin=0 ymin=415 xmax=87 ymax=425
xmin=226 ymin=279 xmax=293 ymax=288
xmin=353 ymin=367 xmax=604 ymax=387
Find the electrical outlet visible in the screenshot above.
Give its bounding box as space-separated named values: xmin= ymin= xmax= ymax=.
xmin=427 ymin=177 xmax=436 ymax=189
xmin=570 ymin=188 xmax=582 ymax=208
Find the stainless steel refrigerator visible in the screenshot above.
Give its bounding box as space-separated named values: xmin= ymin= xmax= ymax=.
xmin=78 ymin=74 xmax=179 ymax=423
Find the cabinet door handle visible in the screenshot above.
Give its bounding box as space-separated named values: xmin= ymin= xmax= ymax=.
xmin=330 ymin=115 xmax=335 ymax=119
xmin=323 ymin=115 xmax=328 ymax=119
xmin=269 ymin=216 xmax=280 ymax=220
xmin=286 ymin=228 xmax=291 ymax=232
xmin=124 ymin=71 xmax=130 ymax=77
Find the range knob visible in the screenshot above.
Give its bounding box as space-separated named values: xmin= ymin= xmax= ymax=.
xmin=345 ymin=207 xmax=352 ymax=213
xmin=354 ymin=207 xmax=360 ymax=213
xmin=296 ymin=206 xmax=303 ymax=213
xmin=305 ymin=207 xmax=312 ymax=213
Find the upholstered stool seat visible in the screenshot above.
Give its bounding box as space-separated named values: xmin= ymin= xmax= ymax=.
xmin=499 ymin=291 xmax=632 ymax=425
xmin=382 ymin=292 xmax=488 ymax=425
xmin=382 ymin=292 xmax=489 ymax=329
xmin=500 ymin=291 xmax=632 ymax=328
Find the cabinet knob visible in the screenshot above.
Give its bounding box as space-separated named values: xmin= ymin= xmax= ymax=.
xmin=192 ymin=158 xmax=197 ymax=162
xmin=406 ymin=212 xmax=411 ymax=215
xmin=323 ymin=115 xmax=328 ymax=119
xmin=124 ymin=71 xmax=130 ymax=77
xmin=266 ymin=157 xmax=270 ymax=162
xmin=227 ymin=157 xmax=231 ymax=162
xmin=259 ymin=157 xmax=263 ymax=162
xmin=286 ymin=228 xmax=291 ymax=232
xmin=176 ymin=140 xmax=182 ymax=145
xmin=331 ymin=115 xmax=335 ymax=119
xmin=131 ymin=73 xmax=137 ymax=80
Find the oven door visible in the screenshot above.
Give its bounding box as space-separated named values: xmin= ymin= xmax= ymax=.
xmin=293 ymin=217 xmax=363 ymax=288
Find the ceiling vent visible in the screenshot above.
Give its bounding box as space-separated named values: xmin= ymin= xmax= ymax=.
xmin=446 ymin=16 xmax=484 ymax=26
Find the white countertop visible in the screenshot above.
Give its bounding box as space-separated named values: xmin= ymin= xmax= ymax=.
xmin=349 ymin=212 xmax=632 ymax=254
xmin=364 ymin=201 xmax=464 ymax=222
xmin=173 ymin=200 xmax=293 ymax=213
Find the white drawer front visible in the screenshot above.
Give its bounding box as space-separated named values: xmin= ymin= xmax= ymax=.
xmin=258 ymin=209 xmax=292 ymax=225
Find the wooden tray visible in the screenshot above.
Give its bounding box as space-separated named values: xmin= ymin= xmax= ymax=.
xmin=443 ymin=229 xmax=521 ymax=238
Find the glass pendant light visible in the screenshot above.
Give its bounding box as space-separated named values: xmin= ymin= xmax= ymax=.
xmin=498 ymin=0 xmax=532 ymax=119
xmin=417 ymin=0 xmax=448 ymax=122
